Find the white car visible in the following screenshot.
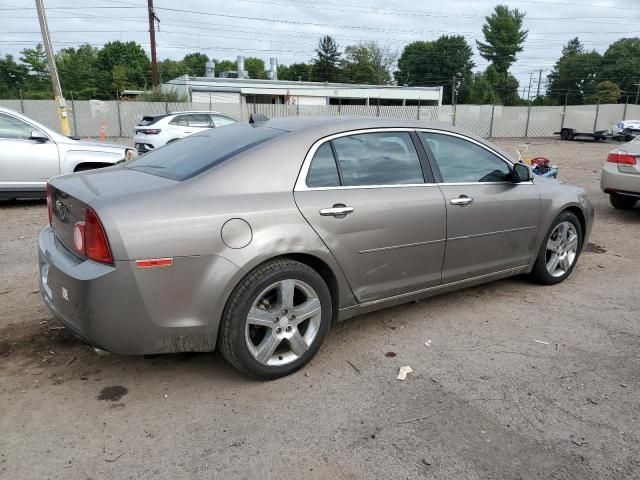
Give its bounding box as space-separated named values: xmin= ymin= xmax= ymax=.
xmin=133 ymin=111 xmax=237 ymax=153
xmin=611 ymin=120 xmax=640 ymax=141
xmin=0 ymin=107 xmax=136 ymax=199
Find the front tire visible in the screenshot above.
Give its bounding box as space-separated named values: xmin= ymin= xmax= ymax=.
xmin=610 ymin=193 xmax=637 ymax=210
xmin=530 ymin=212 xmax=583 ymax=285
xmin=219 ymin=259 xmax=332 ymax=380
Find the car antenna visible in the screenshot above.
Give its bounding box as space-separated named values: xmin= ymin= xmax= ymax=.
xmin=249 ymin=113 xmax=269 ymax=124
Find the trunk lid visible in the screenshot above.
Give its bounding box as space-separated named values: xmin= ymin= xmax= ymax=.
xmin=49 ymin=166 xmax=177 ymax=253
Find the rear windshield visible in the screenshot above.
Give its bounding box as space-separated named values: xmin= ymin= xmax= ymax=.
xmin=137 ymin=115 xmax=163 ymax=126
xmin=125 ymin=124 xmax=284 ymax=180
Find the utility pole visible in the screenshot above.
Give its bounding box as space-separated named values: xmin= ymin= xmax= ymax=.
xmin=35 ymin=0 xmax=70 ymax=135
xmin=148 ymin=0 xmax=159 ymax=88
xmin=527 ymin=71 xmax=534 ymax=102
xmin=451 ymin=75 xmax=457 ymax=106
xmin=535 ymin=68 xmax=543 ymax=99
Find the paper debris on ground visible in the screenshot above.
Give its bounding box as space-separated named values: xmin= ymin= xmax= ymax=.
xmin=533 ymin=340 xmax=550 ymax=345
xmin=396 ymin=366 xmax=413 ymax=380
xmin=424 ymin=339 xmax=432 ymax=347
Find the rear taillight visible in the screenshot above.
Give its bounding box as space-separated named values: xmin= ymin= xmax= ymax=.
xmin=72 ymin=208 xmax=113 ymax=264
xmin=607 ymin=152 xmax=637 ymax=165
xmin=139 ymin=129 xmax=161 ymax=135
xmin=46 ymin=183 xmax=52 ymax=225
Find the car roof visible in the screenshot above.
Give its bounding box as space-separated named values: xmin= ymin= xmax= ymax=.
xmin=168 ymin=111 xmax=235 ymax=117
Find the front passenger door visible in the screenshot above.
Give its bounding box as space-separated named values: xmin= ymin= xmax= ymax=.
xmin=0 ymin=113 xmax=59 ymax=192
xmin=418 ymin=131 xmax=541 ymax=284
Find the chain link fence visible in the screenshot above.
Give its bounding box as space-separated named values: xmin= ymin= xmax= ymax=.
xmin=1 ymin=99 xmax=637 ymax=139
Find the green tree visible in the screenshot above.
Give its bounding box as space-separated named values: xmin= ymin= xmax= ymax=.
xmin=476 ymin=5 xmax=528 ymax=74
xmin=181 ymin=52 xmax=209 ymax=76
xmin=585 ymin=80 xmax=622 ymax=104
xmin=467 ymin=72 xmax=500 ymax=105
xmin=466 ymin=65 xmax=519 ymax=105
xmin=395 ymin=36 xmax=474 ymax=103
xmin=599 ymin=38 xmax=640 ymax=99
xmin=96 ymin=41 xmax=150 ymax=96
xmin=56 ymin=44 xmax=99 ymax=99
xmin=20 ymin=44 xmax=51 ymax=95
xmin=341 ymin=41 xmax=396 ymax=85
xmin=158 ymin=58 xmax=183 ymax=82
xmin=277 ymin=62 xmax=311 ymax=81
xmin=244 ymin=57 xmax=267 ymax=79
xmin=547 ymin=38 xmax=601 ymax=105
xmin=215 ymin=59 xmax=237 ymax=73
xmin=312 ymin=35 xmax=342 ymax=82
xmin=0 ymin=54 xmax=29 ymax=97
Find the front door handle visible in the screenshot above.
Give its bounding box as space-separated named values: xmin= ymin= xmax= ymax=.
xmin=450 ymin=195 xmax=473 ymax=206
xmin=320 ymin=204 xmax=354 ymax=217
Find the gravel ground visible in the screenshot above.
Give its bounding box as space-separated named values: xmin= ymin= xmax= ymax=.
xmin=1 ymin=138 xmax=639 ymax=479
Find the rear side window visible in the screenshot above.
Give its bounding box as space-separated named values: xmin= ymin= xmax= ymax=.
xmin=331 ymin=132 xmax=424 ymax=186
xmin=126 ymin=125 xmax=284 ymax=181
xmin=187 ymin=114 xmax=210 ymax=127
xmin=307 ymin=143 xmax=340 ymax=187
xmin=138 ymin=116 xmax=162 ymax=126
xmin=419 ymin=132 xmax=510 ymax=183
xmin=210 ymin=115 xmax=237 ymax=127
xmin=169 ymin=115 xmax=189 ymax=126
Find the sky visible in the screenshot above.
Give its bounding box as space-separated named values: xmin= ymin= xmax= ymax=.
xmin=1 ymin=0 xmax=637 ymax=95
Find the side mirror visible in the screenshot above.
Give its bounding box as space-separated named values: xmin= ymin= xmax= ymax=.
xmin=512 ymin=162 xmax=533 ymax=183
xmin=30 ymin=130 xmax=49 ymax=142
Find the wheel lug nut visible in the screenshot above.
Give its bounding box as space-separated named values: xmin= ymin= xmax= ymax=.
xmin=276 ymin=327 xmax=282 ymax=333
xmin=285 ymin=326 xmax=292 ymax=332
xmin=290 ymin=315 xmax=295 ymax=320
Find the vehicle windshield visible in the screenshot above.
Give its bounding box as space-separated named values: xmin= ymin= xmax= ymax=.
xmin=125 ymin=124 xmax=285 ymax=180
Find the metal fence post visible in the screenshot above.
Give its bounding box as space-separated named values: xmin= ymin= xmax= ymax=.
xmin=623 ymin=96 xmax=629 ymax=120
xmin=416 ymin=100 xmax=421 ymax=120
xmin=593 ymin=100 xmax=600 ymax=132
xmin=116 ymin=96 xmax=123 ymax=138
xmin=452 ymin=103 xmax=456 ymax=126
xmin=70 ymin=91 xmax=78 ymax=137
xmin=376 ymin=98 xmax=380 ymax=117
xmin=524 ymin=104 xmax=532 ymax=137
xmin=19 ymin=89 xmax=24 ymax=113
xmin=489 ymin=104 xmax=495 ymax=138
xmin=296 ymin=100 xmax=300 ymax=116
xmin=165 ymin=100 xmax=169 ymax=114
xmin=561 ymin=98 xmax=567 ymax=130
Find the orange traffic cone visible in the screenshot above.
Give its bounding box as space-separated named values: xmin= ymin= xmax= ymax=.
xmin=100 ymin=121 xmax=106 ymax=142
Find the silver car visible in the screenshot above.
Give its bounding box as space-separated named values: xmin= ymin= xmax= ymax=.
xmin=39 ymin=116 xmax=594 ymax=379
xmin=0 ymin=107 xmax=137 ymax=199
xmin=601 ymin=136 xmax=640 ymax=209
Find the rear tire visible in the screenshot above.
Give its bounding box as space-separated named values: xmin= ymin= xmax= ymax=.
xmin=610 ymin=193 xmax=637 ymax=210
xmin=219 ymin=259 xmax=332 ymax=380
xmin=530 ymin=211 xmax=583 ymax=285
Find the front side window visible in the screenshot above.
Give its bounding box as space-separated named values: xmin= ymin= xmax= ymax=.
xmin=419 ymin=132 xmax=511 ymax=183
xmin=0 ymin=113 xmax=34 ymax=140
xmin=331 ymin=132 xmax=424 ymax=186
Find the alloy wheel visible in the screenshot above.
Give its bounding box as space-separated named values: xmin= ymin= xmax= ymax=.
xmin=545 ymin=221 xmax=579 ymax=278
xmin=245 ymin=279 xmax=322 ymax=366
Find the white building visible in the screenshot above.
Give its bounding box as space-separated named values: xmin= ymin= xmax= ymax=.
xmin=165 ymin=75 xmax=443 ymax=108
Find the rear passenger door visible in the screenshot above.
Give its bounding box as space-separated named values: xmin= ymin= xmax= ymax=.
xmin=418 ymin=131 xmax=541 ymax=283
xmin=294 ymin=129 xmax=447 ymax=303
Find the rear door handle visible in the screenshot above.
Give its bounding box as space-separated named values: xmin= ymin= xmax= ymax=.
xmin=320 ymin=205 xmax=354 ymax=217
xmin=450 ymin=195 xmax=473 ymax=206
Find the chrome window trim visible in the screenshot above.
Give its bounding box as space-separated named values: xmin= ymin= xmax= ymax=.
xmin=295 ymin=128 xmax=432 ymax=192
xmin=295 ymin=127 xmax=534 ymax=191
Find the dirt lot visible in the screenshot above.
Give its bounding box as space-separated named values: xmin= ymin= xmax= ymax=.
xmin=1 ymin=138 xmax=639 ymax=479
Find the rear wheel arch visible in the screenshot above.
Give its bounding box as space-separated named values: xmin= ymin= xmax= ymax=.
xmin=230 ymin=253 xmax=340 ymax=324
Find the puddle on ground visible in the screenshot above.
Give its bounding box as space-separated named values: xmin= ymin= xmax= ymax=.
xmin=584 ymin=243 xmax=606 ymax=254
xmin=97 ymin=385 xmax=128 ymax=401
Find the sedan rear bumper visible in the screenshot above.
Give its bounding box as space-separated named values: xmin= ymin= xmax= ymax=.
xmin=38 ymin=226 xmax=240 ymax=355
xmin=600 ymin=163 xmax=640 ymax=196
